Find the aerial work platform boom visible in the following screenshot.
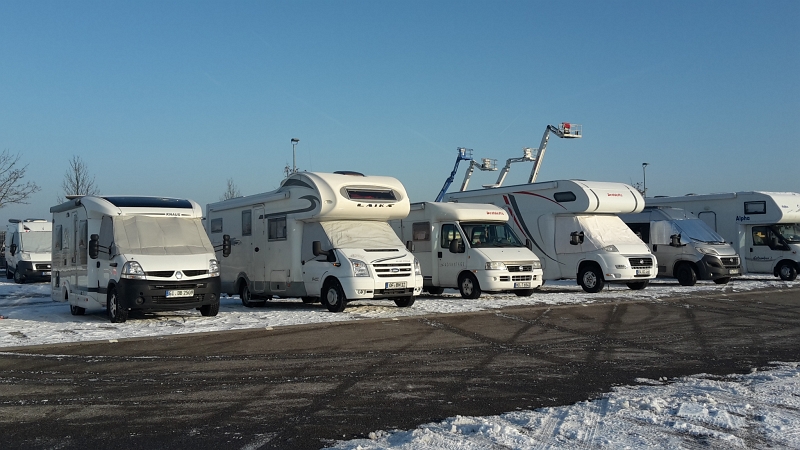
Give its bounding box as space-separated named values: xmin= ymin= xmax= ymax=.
xmin=435 ymin=148 xmax=497 ymax=202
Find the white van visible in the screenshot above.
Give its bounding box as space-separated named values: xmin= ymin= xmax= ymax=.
xmin=390 ymin=202 xmax=543 ymax=298
xmin=4 ymin=219 xmax=52 ymax=284
xmin=647 ymin=192 xmax=800 ymax=280
xmin=205 ymin=171 xmax=423 ymax=312
xmin=444 ymin=180 xmax=657 ymax=292
xmin=619 ymin=206 xmax=741 ymax=285
xmin=51 ymin=196 xmax=226 ymax=323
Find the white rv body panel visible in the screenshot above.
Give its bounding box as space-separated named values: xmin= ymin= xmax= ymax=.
xmin=4 ymin=219 xmax=52 ymax=283
xmin=443 ymin=180 xmax=657 ymax=292
xmin=619 ymin=207 xmax=741 ymax=284
xmin=206 ymin=172 xmax=423 ymax=311
xmin=390 ymin=202 xmax=543 ymax=297
xmin=646 ymin=192 xmax=800 ymax=280
xmin=50 ymin=196 xmax=222 ymax=322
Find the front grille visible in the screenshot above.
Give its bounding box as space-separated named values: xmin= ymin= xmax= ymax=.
xmin=151 ymin=283 xmax=206 ymax=290
xmin=500 ymin=275 xmax=535 ymax=282
xmin=720 ymin=256 xmax=740 ymax=268
xmin=35 ymin=264 xmax=51 ymax=271
xmin=374 ymin=288 xmax=414 ymax=296
xmin=373 ymin=263 xmax=412 ymax=278
xmin=182 ymin=270 xmax=208 ymax=277
xmin=151 ymin=294 xmax=206 ymax=305
xmin=507 ymin=264 xmax=533 ymax=272
xmin=629 ymin=257 xmax=653 ymax=269
xmin=147 ymin=271 xmax=175 ymax=278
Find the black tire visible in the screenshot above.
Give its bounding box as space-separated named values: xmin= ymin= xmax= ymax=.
xmin=626 ymin=281 xmax=649 ymax=290
xmin=514 ymin=289 xmax=535 ymax=297
xmin=200 ymin=298 xmax=220 ymax=316
xmin=5 ymin=268 xmax=12 ymax=279
xmin=321 ymin=280 xmax=347 ymax=313
xmin=778 ymin=262 xmax=798 ymax=281
xmin=394 ymin=296 xmax=415 ymax=307
xmin=301 ymin=296 xmax=319 ymax=304
xmin=713 ymin=277 xmax=731 ymax=285
xmin=578 ymin=265 xmax=604 ymax=293
xmin=107 ymin=287 xmax=128 ymax=323
xmin=425 ymin=287 xmax=445 ymax=295
xmin=70 ymin=304 xmax=85 ymax=316
xmin=240 ymin=283 xmax=256 ymax=307
xmin=13 ymin=270 xmax=24 ymax=284
xmin=676 ymin=263 xmax=697 ymax=286
xmin=458 ymin=273 xmax=481 ymax=299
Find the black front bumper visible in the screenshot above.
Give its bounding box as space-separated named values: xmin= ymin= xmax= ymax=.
xmin=696 ymin=255 xmax=741 ymax=280
xmin=115 ymin=277 xmax=221 ymax=312
xmin=14 ymin=261 xmax=51 ymax=281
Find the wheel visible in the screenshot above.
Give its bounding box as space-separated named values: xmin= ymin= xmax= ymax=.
xmin=578 ymin=265 xmax=604 ymax=293
xmin=107 ymin=288 xmax=128 ymax=323
xmin=301 ymin=296 xmax=319 ymax=304
xmin=321 ymin=280 xmax=347 ymax=313
xmin=676 ymin=263 xmax=697 ymax=286
xmin=626 ymin=281 xmax=649 ymax=290
xmin=13 ymin=270 xmax=24 ymax=284
xmin=200 ymin=298 xmax=220 ymax=316
xmin=514 ymin=289 xmax=535 ymax=297
xmin=5 ymin=268 xmax=12 ymax=279
xmin=778 ymin=262 xmax=798 ymax=281
xmin=458 ymin=273 xmax=481 ymax=299
xmin=240 ymin=283 xmax=256 ymax=307
xmin=70 ymin=304 xmax=85 ymax=316
xmin=425 ymin=287 xmax=445 ymax=295
xmin=394 ymin=296 xmax=415 ymax=307
xmin=713 ymin=277 xmax=730 ymax=285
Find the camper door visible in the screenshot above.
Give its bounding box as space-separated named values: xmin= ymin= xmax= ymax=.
xmin=438 ymin=223 xmax=468 ymax=285
xmin=555 ymin=215 xmax=586 ymax=277
xmin=746 ymin=225 xmax=783 ymax=273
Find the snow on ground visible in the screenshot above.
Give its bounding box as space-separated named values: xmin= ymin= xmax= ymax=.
xmin=0 ymin=274 xmax=796 ymax=348
xmin=325 ymin=362 xmax=800 ymax=449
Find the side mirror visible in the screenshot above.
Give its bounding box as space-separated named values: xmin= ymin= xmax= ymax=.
xmin=89 ymin=234 xmax=99 ymax=260
xmin=670 ymin=234 xmax=682 ymax=247
xmin=313 ymin=241 xmax=337 ymax=262
xmin=449 ymin=238 xmax=464 ymax=254
xmin=570 ymin=231 xmax=584 ymax=246
xmin=9 ymin=243 xmax=16 ymax=256
xmin=525 ymin=238 xmax=532 ymax=250
xmin=222 ymin=234 xmax=231 ymax=258
xmin=770 ymin=236 xmax=782 ymax=249
xmin=405 ymin=240 xmax=414 ymax=252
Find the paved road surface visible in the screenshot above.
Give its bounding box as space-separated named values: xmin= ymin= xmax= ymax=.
xmin=1 ymin=287 xmax=799 ymax=449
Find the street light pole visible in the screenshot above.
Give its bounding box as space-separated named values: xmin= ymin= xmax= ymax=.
xmin=291 ymin=138 xmax=299 ymax=174
xmin=642 ymin=162 xmax=649 ymax=197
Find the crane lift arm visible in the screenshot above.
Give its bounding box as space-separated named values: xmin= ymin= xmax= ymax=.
xmin=435 ymin=148 xmax=497 ymax=202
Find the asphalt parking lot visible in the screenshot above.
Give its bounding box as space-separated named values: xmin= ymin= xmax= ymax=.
xmin=1 ymin=286 xmax=799 ymax=449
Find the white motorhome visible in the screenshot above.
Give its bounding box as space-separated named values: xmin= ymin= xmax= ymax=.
xmin=646 ymin=192 xmax=800 ymax=281
xmin=444 ymin=180 xmax=657 ymax=292
xmin=390 ymin=202 xmax=544 ymax=298
xmin=50 ymin=196 xmax=225 ymax=323
xmin=205 ymin=171 xmax=423 ymax=312
xmin=4 ymin=219 xmax=52 ymax=284
xmin=618 ymin=206 xmax=741 ymax=285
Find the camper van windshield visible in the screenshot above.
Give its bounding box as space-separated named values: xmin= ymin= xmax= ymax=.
xmin=460 ymin=222 xmax=524 ymax=248
xmin=674 ymin=219 xmax=726 ymax=244
xmin=112 ymin=216 xmax=214 ymax=255
xmin=320 ymin=221 xmax=403 ymax=249
xmin=774 ymin=224 xmax=800 ymax=243
xmin=20 ymin=231 xmax=51 ymax=253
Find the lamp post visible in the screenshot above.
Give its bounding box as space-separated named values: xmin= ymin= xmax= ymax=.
xmin=291 ymin=138 xmax=299 ymax=174
xmin=642 ymin=162 xmax=649 ymax=197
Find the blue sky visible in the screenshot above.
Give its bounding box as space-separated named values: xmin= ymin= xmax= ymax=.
xmin=1 ymin=0 xmax=798 ymax=220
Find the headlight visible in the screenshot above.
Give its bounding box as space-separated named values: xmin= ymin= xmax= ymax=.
xmin=209 ymin=259 xmax=220 ymax=277
xmin=414 ymin=259 xmax=422 ymax=276
xmin=697 ymin=247 xmax=719 ymax=256
xmin=350 ymin=259 xmax=370 ymax=277
xmin=603 ymin=245 xmax=619 ymax=252
xmin=485 ymin=261 xmax=507 ymax=270
xmin=121 ymin=261 xmax=146 ymax=280
xmin=20 ymin=252 xmax=31 ymax=261
xmin=532 ymin=260 xmax=542 ymax=269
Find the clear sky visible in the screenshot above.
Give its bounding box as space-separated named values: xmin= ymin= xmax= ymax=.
xmin=1 ymin=0 xmax=798 ymax=220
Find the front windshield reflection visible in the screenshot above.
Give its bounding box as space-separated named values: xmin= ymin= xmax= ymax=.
xmin=460 ymin=222 xmax=524 ymax=248
xmin=774 ymin=223 xmax=800 ymax=243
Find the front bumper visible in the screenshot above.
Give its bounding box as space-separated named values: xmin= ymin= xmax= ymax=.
xmin=14 ymin=261 xmax=52 ymax=281
xmin=115 ymin=277 xmax=221 ymax=311
xmin=476 ymin=269 xmax=544 ymax=292
xmin=696 ymin=255 xmax=741 ymax=280
xmin=339 ymin=275 xmax=423 ymax=299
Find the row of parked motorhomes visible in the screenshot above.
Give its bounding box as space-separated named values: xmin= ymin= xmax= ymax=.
xmin=4 ymin=131 xmax=799 ymax=323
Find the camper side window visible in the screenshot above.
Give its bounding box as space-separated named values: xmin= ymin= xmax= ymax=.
xmin=268 ymin=217 xmax=287 ymax=241
xmin=752 ymin=226 xmax=771 ymax=246
xmin=242 ymin=210 xmax=252 ymax=236
xmin=210 ymin=218 xmax=223 ymax=234
xmin=412 ymin=222 xmax=430 ymax=241
xmin=745 ymin=201 xmax=766 ymax=215
xmin=440 ymin=224 xmax=462 ymax=249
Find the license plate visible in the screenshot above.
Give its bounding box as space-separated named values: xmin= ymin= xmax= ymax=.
xmin=636 ymin=269 xmax=651 ymax=275
xmin=43 ymin=271 xmax=51 ymax=276
xmin=729 ymin=268 xmax=739 ymax=274
xmin=385 ymin=282 xmax=407 ymax=289
xmin=514 ymin=282 xmax=531 ymax=288
xmin=166 ymin=289 xmax=194 ymax=298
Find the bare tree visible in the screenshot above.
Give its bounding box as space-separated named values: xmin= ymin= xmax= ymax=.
xmin=61 ymin=155 xmax=99 ymax=200
xmin=220 ymin=178 xmax=242 ymax=200
xmin=0 ymin=150 xmax=41 ymax=209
